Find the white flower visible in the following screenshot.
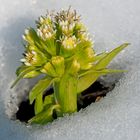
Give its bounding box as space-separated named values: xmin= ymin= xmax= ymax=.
xmin=37 ymin=25 xmax=56 ymax=40
xmin=39 ymin=15 xmax=52 ymax=25
xmin=59 ymin=19 xmax=75 ymax=35
xmin=59 ymin=20 xmax=68 ymax=26
xmin=20 ymin=51 xmax=38 ymax=66
xmin=62 ymin=36 xmax=77 ymax=50
xmin=69 ymin=23 xmax=75 ymax=31
xmin=39 ymin=17 xmax=44 ymax=23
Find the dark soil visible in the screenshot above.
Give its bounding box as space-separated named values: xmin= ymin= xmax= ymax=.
xmin=16 ymin=81 xmax=115 ymax=122
xmin=77 ymin=82 xmax=115 ymax=110
xmin=16 ymin=100 xmax=35 ymax=122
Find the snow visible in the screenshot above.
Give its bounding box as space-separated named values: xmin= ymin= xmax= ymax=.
xmin=0 ymin=0 xmax=140 ymax=140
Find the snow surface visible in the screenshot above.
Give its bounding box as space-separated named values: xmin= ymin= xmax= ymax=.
xmin=0 ymin=0 xmax=140 ymax=140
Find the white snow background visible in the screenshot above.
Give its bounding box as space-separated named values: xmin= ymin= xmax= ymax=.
xmin=0 ymin=0 xmax=140 ymax=140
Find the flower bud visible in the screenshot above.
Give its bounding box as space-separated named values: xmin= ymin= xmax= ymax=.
xmin=76 ymin=46 xmax=95 ymax=70
xmin=51 ymin=56 xmax=65 ymax=76
xmin=84 ymin=47 xmax=95 ymax=60
xmin=41 ymin=62 xmax=57 ymax=77
xmin=60 ymin=36 xmax=77 ymax=57
xmin=41 ymin=56 xmax=65 ymax=77
xmin=68 ymin=59 xmax=80 ymax=75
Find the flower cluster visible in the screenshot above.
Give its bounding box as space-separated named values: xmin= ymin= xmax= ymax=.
xmin=37 ymin=16 xmax=56 ymax=40
xmin=20 ymin=8 xmax=94 ymax=78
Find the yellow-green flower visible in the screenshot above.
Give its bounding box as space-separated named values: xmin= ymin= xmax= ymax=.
xmin=68 ymin=59 xmax=80 ymax=75
xmin=41 ymin=56 xmax=65 ymax=77
xmin=62 ymin=36 xmax=77 ymax=50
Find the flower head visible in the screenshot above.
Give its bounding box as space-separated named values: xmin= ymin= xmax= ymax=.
xmin=21 ymin=50 xmax=46 ymax=66
xmin=62 ymin=36 xmax=77 ymax=50
xmin=37 ymin=15 xmax=53 ymax=28
xmin=20 ymin=7 xmax=94 ymax=75
xmin=37 ymin=25 xmax=56 ymax=40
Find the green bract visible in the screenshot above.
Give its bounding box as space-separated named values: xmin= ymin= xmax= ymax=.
xmin=11 ymin=8 xmax=129 ymax=124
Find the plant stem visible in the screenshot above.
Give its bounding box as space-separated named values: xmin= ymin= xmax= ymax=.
xmin=53 ymin=73 xmax=77 ymax=115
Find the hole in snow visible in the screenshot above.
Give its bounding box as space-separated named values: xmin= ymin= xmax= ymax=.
xmin=15 ymin=79 xmax=115 ymax=123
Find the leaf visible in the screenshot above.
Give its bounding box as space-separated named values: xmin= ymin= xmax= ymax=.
xmin=29 ymin=76 xmax=54 ymax=104
xmin=11 ymin=66 xmax=36 ymax=88
xmin=34 ymin=93 xmax=43 ymax=115
xmin=80 ymin=67 xmax=127 ymax=76
xmin=77 ymin=43 xmax=129 ymax=92
xmin=75 ymin=41 xmax=95 ymax=70
xmin=44 ymin=39 xmax=56 ymax=56
xmin=16 ymin=65 xmax=41 ymax=78
xmin=44 ymin=94 xmax=54 ymax=107
xmin=93 ymin=69 xmax=127 ymax=74
xmin=24 ymin=28 xmax=41 ymax=47
xmin=77 ymin=68 xmax=127 ymax=93
xmin=95 ymin=43 xmax=129 ymax=69
xmin=23 ymin=71 xmax=40 ymax=78
xmin=16 ymin=65 xmax=28 ymax=76
xmin=93 ymin=52 xmax=107 ymax=62
xmin=28 ymin=104 xmax=60 ymax=124
xmin=77 ymin=72 xmax=99 ymax=94
xmin=76 ymin=40 xmax=92 ymax=50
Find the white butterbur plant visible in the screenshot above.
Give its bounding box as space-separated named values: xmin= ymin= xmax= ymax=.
xmin=11 ymin=8 xmax=129 ymax=124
